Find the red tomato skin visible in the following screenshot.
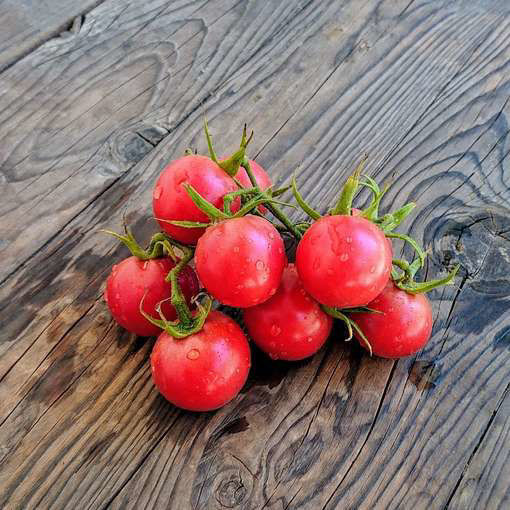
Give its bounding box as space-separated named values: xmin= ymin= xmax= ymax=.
xmin=105 ymin=257 xmax=199 ymax=336
xmin=153 ymin=155 xmax=239 ymax=244
xmin=243 ymin=264 xmax=332 ymax=361
xmin=354 ymin=282 xmax=433 ymax=358
xmin=150 ymin=311 xmax=251 ymax=411
xmin=296 ymin=215 xmax=392 ymax=308
xmin=195 ymin=215 xmax=286 ymax=308
xmin=351 ymin=208 xmax=393 ymax=252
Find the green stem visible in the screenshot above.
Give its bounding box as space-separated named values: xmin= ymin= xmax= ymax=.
xmin=385 ymin=232 xmax=426 ymax=273
xmin=203 ymin=117 xmax=219 ymax=163
xmin=164 ymin=245 xmax=194 ymax=326
xmin=139 ymin=242 xmax=213 ymax=338
xmin=223 ymin=187 xmax=258 ymax=215
xmin=242 ymin=158 xmax=302 ymax=239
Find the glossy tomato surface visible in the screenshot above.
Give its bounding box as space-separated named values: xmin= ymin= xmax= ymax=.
xmin=195 ymin=215 xmax=286 ymax=308
xmin=151 ymin=311 xmax=251 ymax=411
xmin=354 ymin=281 xmax=433 ymax=358
xmin=104 ymin=256 xmax=198 ymax=336
xmin=153 ymin=155 xmax=239 ymax=244
xmin=296 ymin=215 xmax=392 ymax=308
xmin=243 ymin=264 xmax=332 ymax=360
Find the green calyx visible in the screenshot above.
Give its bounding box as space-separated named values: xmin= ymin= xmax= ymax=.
xmin=140 ymin=243 xmax=212 ymax=338
xmin=322 ymin=305 xmax=373 ymax=356
xmin=330 ymin=156 xmax=367 ymax=216
xmin=204 ymin=118 xmax=254 ymax=177
xmin=101 ymin=224 xmax=178 ymax=262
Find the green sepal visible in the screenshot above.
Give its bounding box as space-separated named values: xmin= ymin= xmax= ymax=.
xmin=322 ymin=305 xmax=373 ymax=355
xmin=183 ymin=183 xmax=230 ymax=220
xmin=330 ymin=156 xmax=367 ymax=216
xmin=395 ymin=264 xmax=460 ymax=294
xmin=292 ymin=175 xmax=321 ymax=220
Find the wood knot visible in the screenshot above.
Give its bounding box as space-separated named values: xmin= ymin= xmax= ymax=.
xmin=215 ymin=472 xmax=248 ymax=508
xmin=427 ymin=207 xmax=510 ymax=295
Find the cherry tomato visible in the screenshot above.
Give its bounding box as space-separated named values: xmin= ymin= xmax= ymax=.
xmin=151 ymin=311 xmax=251 ymax=411
xmin=195 ymin=215 xmax=285 ymax=308
xmin=243 ymin=264 xmax=332 ymax=361
xmin=296 ymin=215 xmax=392 ymax=308
xmin=354 ymin=281 xmax=433 ymax=358
xmin=153 ymin=155 xmax=239 ymax=244
xmin=104 ymin=257 xmax=199 ymax=336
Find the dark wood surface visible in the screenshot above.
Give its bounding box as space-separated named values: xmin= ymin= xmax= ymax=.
xmin=1 ymin=0 xmax=509 ymax=508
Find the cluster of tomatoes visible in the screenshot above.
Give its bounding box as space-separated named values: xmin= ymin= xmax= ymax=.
xmin=103 ymin=123 xmax=457 ymax=412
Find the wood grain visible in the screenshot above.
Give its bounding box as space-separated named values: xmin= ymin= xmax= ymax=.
xmin=0 ymin=0 xmax=104 ymax=72
xmin=1 ymin=0 xmax=510 ymax=508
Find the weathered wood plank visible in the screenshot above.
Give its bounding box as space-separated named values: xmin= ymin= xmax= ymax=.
xmin=1 ymin=0 xmax=510 ymax=509
xmin=446 ymin=384 xmax=510 ymax=509
xmin=0 ymin=0 xmax=103 ymax=72
xmin=1 ymin=0 xmax=300 ymax=283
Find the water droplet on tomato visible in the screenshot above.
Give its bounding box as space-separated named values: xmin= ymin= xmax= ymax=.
xmin=256 ymin=260 xmax=265 ymax=271
xmin=187 ymin=349 xmax=200 ymax=360
xmin=313 ymin=258 xmax=320 ymax=270
xmin=370 ymin=265 xmax=376 ymax=273
xmin=236 ymin=284 xmax=244 ymax=290
xmin=269 ymin=231 xmax=275 ymax=240
xmin=153 ymin=185 xmax=162 ymax=200
xmin=143 ymin=261 xmax=149 ymax=270
xmin=278 ymin=247 xmax=283 ymax=255
xmin=270 ymin=324 xmax=281 ymax=336
xmin=300 ymin=288 xmax=307 ymax=296
xmin=346 ymin=236 xmax=352 ymax=243
xmin=115 ymin=293 xmax=121 ymax=300
xmin=307 ymin=337 xmax=313 ymax=343
xmin=340 ymin=253 xmax=349 ymax=261
xmin=233 ymin=246 xmax=240 ymax=253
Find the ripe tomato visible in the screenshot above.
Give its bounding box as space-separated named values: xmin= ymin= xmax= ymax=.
xmin=104 ymin=257 xmax=199 ymax=336
xmin=296 ymin=215 xmax=392 ymax=308
xmin=195 ymin=215 xmax=285 ymax=308
xmin=354 ymin=281 xmax=433 ymax=358
xmin=151 ymin=311 xmax=251 ymax=411
xmin=243 ymin=264 xmax=332 ymax=361
xmin=153 ymin=155 xmax=239 ymax=244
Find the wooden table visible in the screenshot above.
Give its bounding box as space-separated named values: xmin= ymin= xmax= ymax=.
xmin=1 ymin=1 xmax=509 ymax=508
